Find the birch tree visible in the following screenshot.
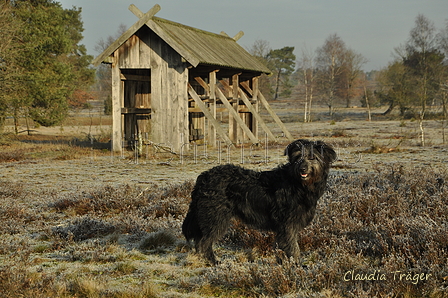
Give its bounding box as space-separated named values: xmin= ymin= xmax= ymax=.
xmin=315 ymin=34 xmax=346 ymax=116
xmin=401 ymin=14 xmax=444 ymax=146
xmin=298 ymin=46 xmax=316 ymax=122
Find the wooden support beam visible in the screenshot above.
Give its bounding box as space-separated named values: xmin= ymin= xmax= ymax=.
xmin=128 ymin=4 xmax=144 ymax=17
xmin=120 ymin=74 xmax=150 ymax=81
xmin=240 ymin=81 xmax=254 ymax=96
xmin=229 ymin=74 xmax=240 ymax=141
xmin=188 ymin=85 xmax=233 ymax=146
xmin=233 ymin=31 xmax=244 ymax=41
xmin=129 ymin=5 xmax=200 ymax=67
xmin=194 ymin=77 xmax=209 ymax=93
xmin=258 ymin=92 xmax=294 ymax=141
xmin=237 ymin=88 xmax=276 ymax=142
xmin=111 ymin=54 xmax=122 ymax=152
xmin=209 ymin=71 xmax=217 ymax=146
xmin=215 ymin=88 xmax=259 ymax=144
xmin=121 ymin=108 xmax=151 ymax=114
xmin=252 ymin=77 xmax=259 ymax=139
xmin=240 ymin=80 xmax=294 ymax=141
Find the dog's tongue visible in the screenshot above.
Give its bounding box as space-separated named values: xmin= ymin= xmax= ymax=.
xmin=301 ymin=173 xmax=308 ymax=178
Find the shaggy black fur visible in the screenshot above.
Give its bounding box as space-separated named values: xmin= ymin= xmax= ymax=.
xmin=182 ymin=139 xmax=337 ymax=264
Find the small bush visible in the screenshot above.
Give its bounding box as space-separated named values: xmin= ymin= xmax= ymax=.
xmin=139 ymin=230 xmax=177 ymax=250
xmin=0 ymin=149 xmax=26 ymax=162
xmin=52 ymin=217 xmax=118 ymax=241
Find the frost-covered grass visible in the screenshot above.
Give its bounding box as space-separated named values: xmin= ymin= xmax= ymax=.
xmin=0 ymin=165 xmax=447 ymax=297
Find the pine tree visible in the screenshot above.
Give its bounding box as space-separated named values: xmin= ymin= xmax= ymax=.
xmin=4 ymin=0 xmax=94 ymax=128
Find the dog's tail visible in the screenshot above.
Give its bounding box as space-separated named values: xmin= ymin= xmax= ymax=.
xmin=182 ymin=205 xmax=202 ymax=242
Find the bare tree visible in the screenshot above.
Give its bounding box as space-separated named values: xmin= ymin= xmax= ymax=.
xmin=437 ymin=21 xmax=448 ymax=143
xmin=401 ymin=14 xmax=442 ymax=146
xmin=94 ymin=23 xmax=128 ymax=113
xmin=94 ymin=23 xmax=128 ymax=53
xmin=342 ymin=49 xmax=368 ymax=107
xmin=246 ymin=39 xmax=273 ymax=97
xmin=246 ymin=39 xmax=271 ymax=60
xmin=297 ymin=46 xmax=316 ymax=122
xmin=315 ymin=34 xmax=347 ymax=116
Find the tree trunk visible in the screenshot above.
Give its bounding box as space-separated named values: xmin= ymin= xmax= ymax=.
xmin=364 ymin=85 xmax=371 ymax=121
xmin=13 ymin=107 xmax=19 ymax=134
xmin=419 ymin=117 xmax=425 ymax=147
xmin=273 ymin=70 xmax=281 ymax=100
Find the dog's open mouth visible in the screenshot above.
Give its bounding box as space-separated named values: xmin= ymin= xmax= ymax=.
xmin=300 ymin=173 xmax=309 ymax=179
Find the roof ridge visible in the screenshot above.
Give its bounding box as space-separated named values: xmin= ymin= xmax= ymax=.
xmin=152 ymin=16 xmax=233 ymax=40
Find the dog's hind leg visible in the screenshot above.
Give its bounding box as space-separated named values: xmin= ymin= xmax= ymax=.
xmin=196 ymin=207 xmax=233 ymax=265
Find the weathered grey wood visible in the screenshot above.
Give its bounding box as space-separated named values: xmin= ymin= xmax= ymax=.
xmin=129 ymin=5 xmax=201 ymax=67
xmin=238 ymin=88 xmax=276 ymax=142
xmin=258 ymin=91 xmax=294 ymax=141
xmin=188 ymin=85 xmax=233 ymax=146
xmin=229 ymin=74 xmax=240 ymax=142
xmin=147 ymin=31 xmax=189 ymax=152
xmin=146 ymin=19 xmax=200 ymax=67
xmin=233 ymin=31 xmax=244 ymax=41
xmin=209 ymin=71 xmax=217 ymax=146
xmin=120 ymin=74 xmax=150 ymax=81
xmin=193 ymin=77 xmax=209 ymax=92
xmin=111 ymin=53 xmax=122 ymax=152
xmin=252 ymin=77 xmax=259 ymax=139
xmin=215 ymin=88 xmax=259 ymax=144
xmin=92 ymin=4 xmax=161 ymax=66
xmin=129 ymin=4 xmax=144 ymax=17
xmin=121 ymin=108 xmax=151 ymax=114
xmin=240 ymin=81 xmax=294 ymax=141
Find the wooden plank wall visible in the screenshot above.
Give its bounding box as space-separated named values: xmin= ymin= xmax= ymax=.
xmin=112 ymin=27 xmax=189 ymax=152
xmin=148 ymin=30 xmax=188 ymax=152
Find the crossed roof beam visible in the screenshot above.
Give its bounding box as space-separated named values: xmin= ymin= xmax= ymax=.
xmin=92 ymin=4 xmax=244 ymax=67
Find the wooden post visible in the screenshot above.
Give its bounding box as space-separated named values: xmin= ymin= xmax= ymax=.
xmin=252 ymin=77 xmax=259 ymax=140
xmin=215 ymin=87 xmax=259 ymax=144
xmin=209 ymin=71 xmax=217 ymax=146
xmin=258 ymin=91 xmax=294 ymax=141
xmin=111 ymin=52 xmax=123 ymax=152
xmin=229 ymin=74 xmax=239 ymax=142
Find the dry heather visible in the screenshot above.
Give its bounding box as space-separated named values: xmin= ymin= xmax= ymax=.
xmin=0 ymin=165 xmax=447 ymax=297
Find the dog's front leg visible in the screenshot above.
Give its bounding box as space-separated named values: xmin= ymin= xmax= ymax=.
xmin=275 ymin=227 xmax=300 ymax=261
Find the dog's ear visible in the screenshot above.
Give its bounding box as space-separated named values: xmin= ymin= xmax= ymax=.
xmin=311 ymin=141 xmax=337 ymax=164
xmin=317 ymin=142 xmax=337 ymax=163
xmin=284 ymin=140 xmax=305 ymax=157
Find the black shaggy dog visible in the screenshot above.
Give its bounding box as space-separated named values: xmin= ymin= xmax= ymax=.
xmin=182 ymin=139 xmax=337 ymax=264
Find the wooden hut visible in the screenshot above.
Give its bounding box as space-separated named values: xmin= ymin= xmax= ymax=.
xmin=93 ymin=4 xmax=292 ymax=153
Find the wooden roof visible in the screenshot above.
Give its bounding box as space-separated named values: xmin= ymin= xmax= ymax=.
xmin=92 ymin=4 xmax=271 ymax=75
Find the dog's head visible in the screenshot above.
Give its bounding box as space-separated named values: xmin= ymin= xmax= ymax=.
xmin=284 ymin=139 xmax=337 ymax=183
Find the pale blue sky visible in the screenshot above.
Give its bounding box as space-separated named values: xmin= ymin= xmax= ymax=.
xmin=59 ymin=0 xmax=448 ymax=71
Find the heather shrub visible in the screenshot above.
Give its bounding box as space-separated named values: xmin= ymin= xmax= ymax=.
xmin=1 ymin=164 xmax=446 ymax=297
xmin=52 ymin=216 xmax=118 ymax=242
xmin=195 ymin=164 xmax=447 ymax=297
